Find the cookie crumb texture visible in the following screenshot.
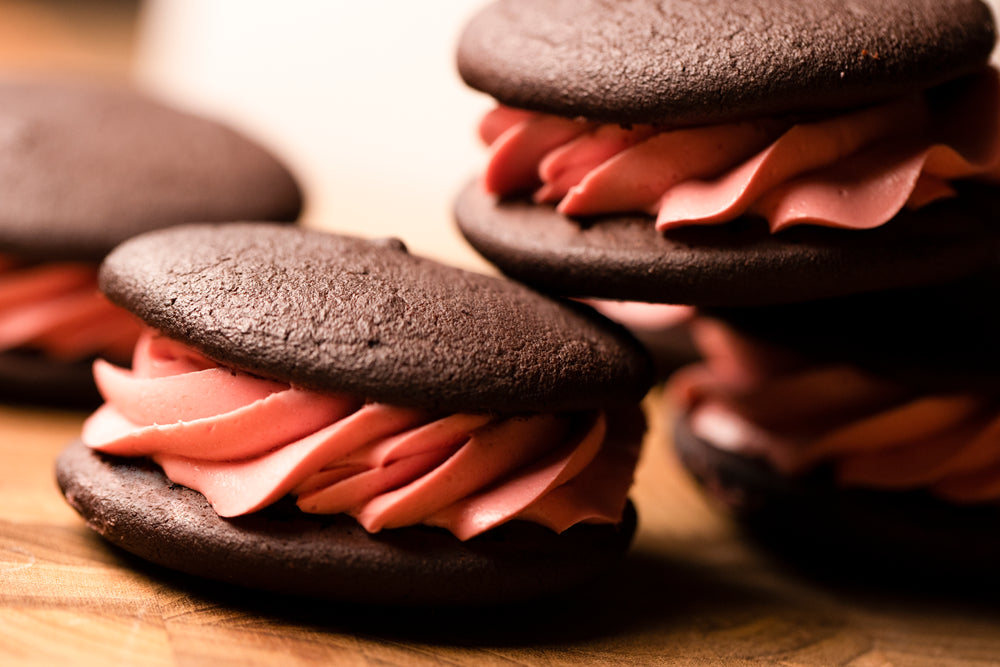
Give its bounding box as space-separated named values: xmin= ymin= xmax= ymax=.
xmin=0 ymin=80 xmax=302 ymax=260
xmin=100 ymin=224 xmax=652 ymax=412
xmin=458 ymin=0 xmax=995 ymax=125
xmin=455 ymin=181 xmax=1000 ymax=306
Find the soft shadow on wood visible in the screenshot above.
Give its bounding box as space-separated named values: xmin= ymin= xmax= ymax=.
xmin=51 ymin=527 xmax=1000 ymax=661
xmin=93 ymin=536 xmax=784 ymax=646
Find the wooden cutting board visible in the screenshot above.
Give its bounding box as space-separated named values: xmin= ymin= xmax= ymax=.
xmin=3 ymin=394 xmax=1000 ymax=667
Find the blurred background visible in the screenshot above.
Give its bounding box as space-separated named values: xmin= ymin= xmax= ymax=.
xmin=0 ymin=0 xmax=997 ymax=274
xmin=0 ymin=0 xmax=493 ymax=270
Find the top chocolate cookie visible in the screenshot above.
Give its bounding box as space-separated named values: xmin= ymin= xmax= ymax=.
xmin=99 ymin=224 xmax=652 ymax=413
xmin=458 ymin=0 xmax=995 ymax=125
xmin=0 ymin=79 xmax=302 ymax=260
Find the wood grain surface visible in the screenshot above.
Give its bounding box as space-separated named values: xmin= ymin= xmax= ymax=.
xmin=3 ymin=395 xmax=1000 ymax=667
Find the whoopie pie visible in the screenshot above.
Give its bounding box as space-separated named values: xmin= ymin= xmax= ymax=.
xmin=454 ymin=0 xmax=1000 ymax=307
xmin=670 ymin=276 xmax=1000 ymax=575
xmin=57 ymin=223 xmax=653 ymax=605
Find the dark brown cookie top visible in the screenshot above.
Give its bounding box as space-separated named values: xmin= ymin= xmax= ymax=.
xmin=56 ymin=440 xmax=637 ymax=605
xmin=0 ymin=352 xmax=101 ymax=409
xmin=704 ymin=273 xmax=1000 ymax=392
xmin=0 ymin=79 xmax=302 ymax=261
xmin=455 ymin=181 xmax=1000 ymax=307
xmin=458 ymin=0 xmax=996 ymax=125
xmin=100 ymin=223 xmax=652 ymax=413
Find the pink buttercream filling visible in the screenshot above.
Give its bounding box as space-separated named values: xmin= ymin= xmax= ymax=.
xmin=581 ymin=300 xmax=693 ymax=332
xmin=81 ymin=329 xmax=639 ymax=540
xmin=481 ymin=69 xmax=1000 ymax=232
xmin=0 ymin=255 xmax=141 ymax=362
xmin=669 ymin=318 xmax=1000 ymax=503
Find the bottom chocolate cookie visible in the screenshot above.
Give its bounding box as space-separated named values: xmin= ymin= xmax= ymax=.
xmin=0 ymin=352 xmax=101 ymax=409
xmin=455 ymin=181 xmax=1000 ymax=307
xmin=674 ymin=416 xmax=1000 ymax=582
xmin=56 ymin=440 xmax=637 ymax=606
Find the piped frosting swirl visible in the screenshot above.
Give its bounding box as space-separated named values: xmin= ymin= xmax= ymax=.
xmin=0 ymin=255 xmax=140 ymax=362
xmin=671 ymin=317 xmax=1000 ymax=503
xmin=482 ymin=69 xmax=1000 ymax=232
xmin=82 ymin=329 xmax=639 ymax=540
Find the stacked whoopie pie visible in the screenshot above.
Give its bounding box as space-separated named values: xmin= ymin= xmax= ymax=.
xmin=454 ymin=0 xmax=1000 ymax=572
xmin=0 ymin=78 xmax=301 ymax=407
xmin=57 ymin=224 xmax=653 ymax=605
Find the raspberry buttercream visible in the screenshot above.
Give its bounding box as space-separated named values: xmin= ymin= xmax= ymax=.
xmin=83 ymin=329 xmax=640 ymax=540
xmin=0 ymin=256 xmax=140 ymax=362
xmin=671 ymin=318 xmax=1000 ymax=502
xmin=482 ymin=69 xmax=1000 ymax=233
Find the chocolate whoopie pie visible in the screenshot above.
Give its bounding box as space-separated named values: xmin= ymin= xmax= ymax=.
xmin=669 ymin=277 xmax=1000 ymax=575
xmin=0 ymin=78 xmax=302 ymax=407
xmin=56 ymin=223 xmax=653 ymax=605
xmin=454 ymin=0 xmax=1000 ymax=307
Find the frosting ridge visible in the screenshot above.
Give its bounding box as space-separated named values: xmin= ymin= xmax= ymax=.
xmin=83 ymin=329 xmax=638 ymax=540
xmin=0 ymin=256 xmax=140 ymax=362
xmin=671 ymin=318 xmax=1000 ymax=503
xmin=482 ymin=69 xmax=1000 ymax=232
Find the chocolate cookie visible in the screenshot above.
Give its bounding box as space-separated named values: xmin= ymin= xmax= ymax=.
xmin=99 ymin=224 xmax=650 ymax=412
xmin=61 ymin=224 xmax=653 ymax=604
xmin=674 ymin=415 xmax=1000 ymax=580
xmin=458 ymin=0 xmax=995 ymax=126
xmin=702 ymin=273 xmax=1000 ymax=391
xmin=0 ymin=78 xmax=302 ymax=408
xmin=57 ymin=438 xmax=638 ymax=606
xmin=456 ymin=180 xmax=1000 ymax=307
xmin=0 ymin=353 xmax=99 ymax=408
xmin=0 ymin=78 xmax=302 ymax=260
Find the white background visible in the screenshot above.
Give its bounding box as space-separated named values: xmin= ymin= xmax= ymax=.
xmin=136 ymin=0 xmax=494 ymax=271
